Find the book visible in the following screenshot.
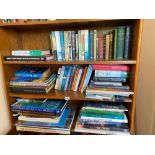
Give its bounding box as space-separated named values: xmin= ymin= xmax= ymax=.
xmin=113 ymin=29 xmax=117 ymax=59
xmin=15 ymin=67 xmax=51 ymax=79
xmin=51 ymin=32 xmax=57 ymax=60
xmin=116 ymin=27 xmax=125 ymax=60
xmin=98 ymin=37 xmax=104 ymax=60
xmin=68 ymin=31 xmax=72 ymax=61
xmin=105 ymin=34 xmax=110 ymax=60
xmin=93 ymin=76 xmax=127 ymax=82
xmin=92 ymin=65 xmax=130 ymax=71
xmin=86 ymin=87 xmax=134 ymax=97
xmin=90 ymin=30 xmax=94 ymax=60
xmin=74 ymin=68 xmax=83 ymax=91
xmin=124 ymin=26 xmax=132 ymax=59
xmin=60 ymin=31 xmax=65 ymax=60
xmin=11 ymin=50 xmax=51 ymax=56
xmin=95 ymin=70 xmax=128 ymax=78
xmin=11 ymin=99 xmax=68 ymax=115
xmin=84 ymin=30 xmax=89 ymax=60
xmin=4 ymin=55 xmax=53 ymax=61
xmin=71 ymin=31 xmax=76 ymax=60
xmin=109 ymin=31 xmax=114 ymax=60
xmin=55 ymin=31 xmax=63 ymax=61
xmin=64 ymin=66 xmax=72 ymax=91
xmin=75 ymin=32 xmax=79 ymax=60
xmin=81 ymin=30 xmax=85 ymax=60
xmin=94 ymin=30 xmax=97 ymax=60
xmin=61 ymin=66 xmax=69 ymax=91
xmin=64 ymin=31 xmax=69 ymax=61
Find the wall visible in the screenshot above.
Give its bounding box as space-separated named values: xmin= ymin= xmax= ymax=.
xmin=0 ymin=60 xmax=11 ymax=134
xmin=136 ymin=19 xmax=155 ymax=134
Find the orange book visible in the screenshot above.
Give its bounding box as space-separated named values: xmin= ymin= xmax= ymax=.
xmin=72 ymin=68 xmax=80 ymax=91
xmin=78 ymin=67 xmax=88 ymax=92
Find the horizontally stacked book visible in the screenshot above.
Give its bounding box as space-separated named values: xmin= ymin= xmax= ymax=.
xmin=86 ymin=65 xmax=133 ymax=101
xmin=75 ymin=101 xmax=129 ymax=135
xmin=10 ymin=67 xmax=56 ymax=94
xmin=4 ymin=50 xmax=53 ymax=61
xmin=55 ymin=65 xmax=93 ymax=93
xmin=50 ymin=26 xmax=132 ymax=61
xmin=11 ymin=99 xmax=75 ymax=134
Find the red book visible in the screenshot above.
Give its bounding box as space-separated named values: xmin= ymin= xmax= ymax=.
xmin=98 ymin=37 xmax=104 ymax=60
xmin=92 ymin=65 xmax=130 ymax=71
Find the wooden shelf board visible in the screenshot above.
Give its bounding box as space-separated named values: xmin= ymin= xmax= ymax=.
xmin=3 ymin=60 xmax=136 ymax=65
xmin=9 ymin=90 xmax=132 ymax=102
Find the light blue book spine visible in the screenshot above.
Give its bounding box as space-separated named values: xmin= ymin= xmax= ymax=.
xmin=64 ymin=66 xmax=72 ymax=91
xmin=60 ymin=31 xmax=65 ymax=60
xmin=84 ymin=30 xmax=89 ymax=61
xmin=58 ymin=66 xmax=65 ymax=90
xmin=81 ymin=65 xmax=93 ymax=93
xmin=61 ymin=66 xmax=69 ymax=91
xmin=95 ymin=71 xmax=127 ymax=78
xmin=55 ymin=31 xmax=62 ymax=61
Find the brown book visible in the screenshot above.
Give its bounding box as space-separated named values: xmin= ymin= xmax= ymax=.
xmin=98 ymin=37 xmax=104 ymax=60
xmin=109 ymin=31 xmax=114 ymax=60
xmin=105 ymin=34 xmax=110 ymax=60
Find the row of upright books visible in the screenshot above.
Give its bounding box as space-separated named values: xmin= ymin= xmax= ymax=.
xmin=50 ymin=26 xmax=132 ymax=61
xmin=11 ymin=99 xmax=129 ymax=135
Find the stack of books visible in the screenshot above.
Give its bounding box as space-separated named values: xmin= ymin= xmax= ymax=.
xmin=55 ymin=65 xmax=93 ymax=93
xmin=75 ymin=101 xmax=130 ymax=135
xmin=4 ymin=50 xmax=53 ymax=61
xmin=50 ymin=26 xmax=132 ymax=61
xmin=10 ymin=67 xmax=56 ymax=94
xmin=11 ymin=99 xmax=75 ymax=134
xmin=86 ymin=64 xmax=133 ymax=101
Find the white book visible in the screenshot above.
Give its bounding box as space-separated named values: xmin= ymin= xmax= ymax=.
xmin=55 ymin=31 xmax=62 ymax=61
xmin=93 ymin=81 xmax=122 ymax=86
xmin=58 ymin=66 xmax=65 ymax=90
xmin=55 ymin=67 xmax=62 ymax=90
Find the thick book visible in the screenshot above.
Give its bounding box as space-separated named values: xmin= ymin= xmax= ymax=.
xmin=95 ymin=70 xmax=128 ymax=78
xmin=124 ymin=26 xmax=132 ymax=59
xmin=11 ymin=99 xmax=68 ymax=115
xmin=4 ymin=55 xmax=53 ymax=61
xmin=86 ymin=87 xmax=134 ymax=97
xmin=11 ymin=50 xmax=51 ymax=56
xmin=92 ymin=64 xmax=129 ymax=71
xmin=116 ymin=27 xmax=125 ymax=60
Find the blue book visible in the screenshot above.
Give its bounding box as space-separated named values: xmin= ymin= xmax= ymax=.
xmin=15 ymin=67 xmax=50 ymax=79
xmin=11 ymin=99 xmax=68 ymax=115
xmin=60 ymin=31 xmax=65 ymax=60
xmin=81 ymin=65 xmax=93 ymax=93
xmin=15 ymin=108 xmax=71 ymax=128
xmin=95 ymin=71 xmax=128 ymax=78
xmin=61 ymin=66 xmax=69 ymax=91
xmin=64 ymin=66 xmax=72 ymax=91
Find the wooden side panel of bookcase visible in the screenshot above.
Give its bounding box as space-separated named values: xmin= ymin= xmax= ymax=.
xmin=129 ymin=20 xmax=143 ymax=134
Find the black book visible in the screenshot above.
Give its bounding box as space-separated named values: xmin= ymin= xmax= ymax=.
xmin=124 ymin=26 xmax=132 ymax=59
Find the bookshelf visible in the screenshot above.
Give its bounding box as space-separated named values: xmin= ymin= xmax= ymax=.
xmin=0 ymin=19 xmax=143 ymax=135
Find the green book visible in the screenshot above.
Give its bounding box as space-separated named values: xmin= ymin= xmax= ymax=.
xmin=116 ymin=27 xmax=125 ymax=60
xmin=113 ymin=29 xmax=117 ymax=59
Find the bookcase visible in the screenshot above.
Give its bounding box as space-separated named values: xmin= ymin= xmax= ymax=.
xmin=0 ymin=19 xmax=143 ymax=135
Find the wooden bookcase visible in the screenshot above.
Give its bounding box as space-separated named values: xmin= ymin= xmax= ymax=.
xmin=0 ymin=19 xmax=143 ymax=135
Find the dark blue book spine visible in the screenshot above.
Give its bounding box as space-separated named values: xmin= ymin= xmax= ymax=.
xmin=90 ymin=30 xmax=94 ymax=60
xmin=124 ymin=26 xmax=132 ymax=59
xmin=60 ymin=31 xmax=65 ymax=60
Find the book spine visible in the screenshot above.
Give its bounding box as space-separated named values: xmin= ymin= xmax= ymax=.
xmin=64 ymin=31 xmax=69 ymax=61
xmin=92 ymin=65 xmax=129 ymax=71
xmin=109 ymin=31 xmax=114 ymax=60
xmin=124 ymin=26 xmax=132 ymax=59
xmin=11 ymin=50 xmax=43 ymax=56
xmin=81 ymin=30 xmax=85 ymax=61
xmin=116 ymin=27 xmax=125 ymax=60
xmin=64 ymin=66 xmax=72 ymax=91
xmin=74 ymin=69 xmax=83 ymax=91
xmin=95 ymin=70 xmax=127 ymax=78
xmin=78 ymin=30 xmax=81 ymax=60
xmin=51 ymin=32 xmax=57 ymax=60
xmin=113 ymin=29 xmax=117 ymax=59
xmin=55 ymin=31 xmax=63 ymax=61
xmin=93 ymin=30 xmax=97 ymax=60
xmin=4 ymin=56 xmax=46 ymax=61
xmin=72 ymin=68 xmax=80 ymax=91
xmin=68 ymin=31 xmax=72 ymax=61
xmin=90 ymin=30 xmax=94 ymax=61
xmin=71 ymin=31 xmax=76 ymax=60
xmin=98 ymin=37 xmax=104 ymax=60
xmin=60 ymin=31 xmax=65 ymax=60
xmin=81 ymin=65 xmax=93 ymax=93
xmin=58 ymin=66 xmax=65 ymax=90
xmin=96 ymin=38 xmax=99 ymax=60
xmin=103 ymin=35 xmax=106 ymax=60
xmin=84 ymin=30 xmax=89 ymax=61
xmin=105 ymin=34 xmax=110 ymax=60
xmin=61 ymin=66 xmax=69 ymax=91
xmin=75 ymin=32 xmax=79 ymax=60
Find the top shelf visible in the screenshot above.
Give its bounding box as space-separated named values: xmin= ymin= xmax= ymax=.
xmin=0 ymin=19 xmax=136 ymax=29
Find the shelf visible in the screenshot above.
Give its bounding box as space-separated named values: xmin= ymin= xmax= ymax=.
xmin=3 ymin=60 xmax=137 ymax=65
xmin=0 ymin=19 xmax=135 ymax=29
xmin=9 ymin=90 xmax=132 ymax=102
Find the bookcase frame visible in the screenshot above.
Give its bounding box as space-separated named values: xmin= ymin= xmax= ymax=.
xmin=0 ymin=19 xmax=143 ymax=135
